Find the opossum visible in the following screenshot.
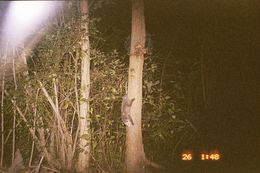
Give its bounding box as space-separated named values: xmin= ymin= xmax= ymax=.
xmin=121 ymin=95 xmax=135 ymax=127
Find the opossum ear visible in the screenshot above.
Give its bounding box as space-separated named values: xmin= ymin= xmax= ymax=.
xmin=130 ymin=98 xmax=135 ymax=105
xmin=129 ymin=117 xmax=134 ymax=125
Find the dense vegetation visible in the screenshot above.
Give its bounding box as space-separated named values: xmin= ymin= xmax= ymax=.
xmin=1 ymin=1 xmax=203 ymax=172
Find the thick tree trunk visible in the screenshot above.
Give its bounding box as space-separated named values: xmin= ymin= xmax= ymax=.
xmin=126 ymin=0 xmax=146 ymax=172
xmin=76 ymin=0 xmax=91 ymax=172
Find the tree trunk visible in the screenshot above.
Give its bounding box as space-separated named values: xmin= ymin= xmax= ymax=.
xmin=76 ymin=0 xmax=91 ymax=172
xmin=126 ymin=0 xmax=146 ymax=172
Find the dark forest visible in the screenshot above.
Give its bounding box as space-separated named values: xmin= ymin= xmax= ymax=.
xmin=0 ymin=0 xmax=259 ymax=173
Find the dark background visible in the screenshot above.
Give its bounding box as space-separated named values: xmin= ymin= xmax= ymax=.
xmin=144 ymin=0 xmax=260 ymax=172
xmin=0 ymin=0 xmax=259 ymax=172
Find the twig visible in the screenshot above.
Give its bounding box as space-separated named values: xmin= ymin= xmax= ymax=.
xmin=38 ymin=80 xmax=66 ymax=136
xmin=29 ymin=88 xmax=40 ymax=167
xmin=4 ymin=121 xmax=22 ymax=144
xmin=35 ymin=156 xmax=44 ymax=173
xmin=5 ymin=91 xmax=29 ymax=124
xmin=200 ymin=39 xmax=207 ymax=109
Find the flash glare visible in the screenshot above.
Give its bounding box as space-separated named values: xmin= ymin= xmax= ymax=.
xmin=1 ymin=1 xmax=62 ymax=49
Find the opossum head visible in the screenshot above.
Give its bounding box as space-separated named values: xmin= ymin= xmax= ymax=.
xmin=123 ymin=119 xmax=132 ymax=127
xmin=122 ymin=113 xmax=133 ymax=127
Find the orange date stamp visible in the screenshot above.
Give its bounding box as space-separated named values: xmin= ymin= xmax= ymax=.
xmin=181 ymin=149 xmax=221 ymax=161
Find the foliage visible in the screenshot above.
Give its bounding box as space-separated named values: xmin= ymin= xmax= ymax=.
xmin=141 ymin=54 xmax=198 ymax=167
xmin=90 ymin=49 xmax=127 ymax=172
xmin=1 ymin=1 xmax=201 ymax=172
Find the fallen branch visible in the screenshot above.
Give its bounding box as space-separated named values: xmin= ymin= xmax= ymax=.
xmin=144 ymin=157 xmax=164 ymax=169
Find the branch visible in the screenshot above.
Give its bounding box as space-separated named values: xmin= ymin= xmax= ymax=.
xmin=5 ymin=91 xmax=61 ymax=169
xmin=38 ymin=80 xmax=66 ymax=135
xmin=144 ymin=157 xmax=164 ymax=169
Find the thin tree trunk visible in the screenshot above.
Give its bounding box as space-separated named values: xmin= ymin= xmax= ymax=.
xmin=200 ymin=39 xmax=207 ymax=109
xmin=0 ymin=54 xmax=6 ymax=167
xmin=1 ymin=72 xmax=5 ymax=168
xmin=12 ymin=55 xmax=17 ymax=164
xmin=126 ymin=0 xmax=146 ymax=172
xmin=76 ymin=0 xmax=91 ymax=172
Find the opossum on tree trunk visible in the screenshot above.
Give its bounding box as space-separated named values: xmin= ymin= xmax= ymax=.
xmin=121 ymin=95 xmax=135 ymax=127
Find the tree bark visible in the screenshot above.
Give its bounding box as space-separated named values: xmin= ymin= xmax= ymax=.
xmin=126 ymin=0 xmax=146 ymax=172
xmin=76 ymin=0 xmax=91 ymax=172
